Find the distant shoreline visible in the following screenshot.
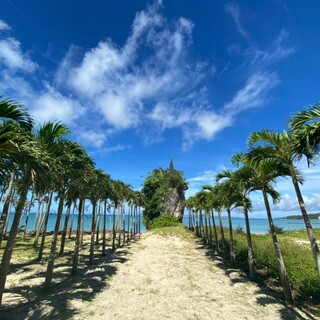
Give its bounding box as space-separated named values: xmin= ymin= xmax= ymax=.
xmin=277 ymin=213 xmax=320 ymax=220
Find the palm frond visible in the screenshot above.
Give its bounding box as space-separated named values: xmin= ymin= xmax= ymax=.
xmin=0 ymin=97 xmax=33 ymax=130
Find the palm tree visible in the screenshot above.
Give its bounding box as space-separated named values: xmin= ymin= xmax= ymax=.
xmin=0 ymin=127 xmax=50 ymax=304
xmin=248 ymin=130 xmax=320 ymax=277
xmin=0 ymin=99 xmax=33 ymax=244
xmin=0 ymin=97 xmax=33 ymax=130
xmin=0 ymin=172 xmax=15 ymax=246
xmin=34 ymin=123 xmax=71 ymax=263
xmin=43 ymin=129 xmax=88 ymax=287
xmin=233 ymin=152 xmax=293 ymax=304
xmin=69 ymin=153 xmax=95 ymax=275
xmin=87 ymin=169 xmax=110 ymax=265
xmin=289 ymin=103 xmax=320 ymax=155
xmin=216 ymin=167 xmax=255 ymax=279
xmin=201 ymin=186 xmax=227 ymax=254
xmin=214 ymin=180 xmax=243 ymax=265
xmin=100 ymin=175 xmax=112 ymax=256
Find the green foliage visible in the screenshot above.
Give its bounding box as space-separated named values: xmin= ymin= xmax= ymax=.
xmin=142 ymin=160 xmax=187 ymax=229
xmin=235 ymin=225 xmax=245 ymax=234
xmin=148 ymin=214 xmax=180 ymax=230
xmin=196 ymin=226 xmax=320 ymax=303
xmin=231 ymin=230 xmax=320 ymax=302
xmin=269 ymin=225 xmax=285 ymax=234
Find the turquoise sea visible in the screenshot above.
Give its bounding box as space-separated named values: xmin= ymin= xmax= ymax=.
xmin=5 ymin=212 xmax=320 ymax=234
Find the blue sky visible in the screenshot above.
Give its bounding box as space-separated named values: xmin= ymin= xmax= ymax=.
xmin=0 ymin=0 xmax=320 ymax=218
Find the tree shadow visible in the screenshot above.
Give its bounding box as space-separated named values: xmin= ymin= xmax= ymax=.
xmin=0 ymin=236 xmax=140 ymax=320
xmin=200 ymin=246 xmax=316 ymax=320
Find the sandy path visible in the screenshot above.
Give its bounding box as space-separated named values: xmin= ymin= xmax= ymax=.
xmin=74 ymin=231 xmax=311 ymax=320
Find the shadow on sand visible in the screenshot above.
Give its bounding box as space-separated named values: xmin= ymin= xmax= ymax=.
xmin=0 ymin=236 xmax=140 ymax=320
xmin=193 ymin=240 xmax=317 ymax=320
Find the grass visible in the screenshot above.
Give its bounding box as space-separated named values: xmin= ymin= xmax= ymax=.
xmin=151 ymin=223 xmax=195 ymax=241
xmin=199 ymin=226 xmax=320 ymax=307
xmin=0 ymin=233 xmax=77 ymax=264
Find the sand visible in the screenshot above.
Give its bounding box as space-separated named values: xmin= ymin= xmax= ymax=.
xmin=0 ymin=230 xmax=317 ymax=320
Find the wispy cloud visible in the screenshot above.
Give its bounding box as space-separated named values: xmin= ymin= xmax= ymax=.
xmin=225 ymin=3 xmax=294 ymax=73
xmin=244 ymin=30 xmax=295 ymax=68
xmin=0 ymin=19 xmax=10 ymax=31
xmin=0 ymin=38 xmax=37 ymax=72
xmin=0 ymin=2 xmax=283 ymax=152
xmin=224 ymin=72 xmax=280 ymax=114
xmin=225 ymin=3 xmax=248 ymax=40
xmin=186 ymin=170 xmax=217 ymax=197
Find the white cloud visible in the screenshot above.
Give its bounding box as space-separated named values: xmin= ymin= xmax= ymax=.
xmin=225 ymin=3 xmax=248 ymax=40
xmin=244 ymin=30 xmax=295 ymax=68
xmin=147 ymin=69 xmax=278 ymax=149
xmin=0 ymin=20 xmax=10 ymax=31
xmin=0 ymin=38 xmax=37 ymax=72
xmin=224 ymin=72 xmax=280 ymax=114
xmin=186 ymin=170 xmax=217 ymax=198
xmin=65 ymin=2 xmax=198 ymax=132
xmin=77 ymin=129 xmax=107 ymax=149
xmin=0 ymin=2 xmax=285 ymax=151
xmin=96 ymin=93 xmax=141 ymax=129
xmin=30 ymin=84 xmax=84 ymax=125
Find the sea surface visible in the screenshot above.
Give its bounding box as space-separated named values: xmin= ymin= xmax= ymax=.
xmin=4 ymin=212 xmax=320 ymax=234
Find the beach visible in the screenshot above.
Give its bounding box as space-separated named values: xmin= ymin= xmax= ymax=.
xmin=0 ymin=228 xmax=315 ymax=320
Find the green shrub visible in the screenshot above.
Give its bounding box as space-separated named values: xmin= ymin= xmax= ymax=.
xmin=269 ymin=225 xmax=285 ymax=234
xmin=192 ymin=225 xmax=320 ymax=303
xmin=235 ymin=225 xmax=245 ymax=234
xmin=149 ymin=214 xmax=180 ymax=230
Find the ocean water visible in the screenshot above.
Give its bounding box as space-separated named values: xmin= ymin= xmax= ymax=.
xmin=4 ymin=212 xmax=320 ymax=234
xmin=184 ymin=215 xmax=320 ymax=234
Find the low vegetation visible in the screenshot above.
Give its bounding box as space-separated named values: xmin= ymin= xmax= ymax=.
xmin=197 ymin=226 xmax=320 ymax=306
xmin=148 ymin=214 xmax=180 ymax=230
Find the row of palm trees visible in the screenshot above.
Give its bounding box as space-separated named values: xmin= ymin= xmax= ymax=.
xmin=186 ymin=103 xmax=320 ymax=304
xmin=0 ymin=98 xmax=144 ymax=304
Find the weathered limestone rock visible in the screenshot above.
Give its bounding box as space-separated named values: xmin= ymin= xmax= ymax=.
xmin=163 ymin=187 xmax=185 ymax=221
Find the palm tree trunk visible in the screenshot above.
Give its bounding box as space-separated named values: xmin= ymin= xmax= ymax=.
xmin=38 ymin=191 xmax=53 ymax=261
xmin=262 ymin=190 xmax=293 ymax=304
xmin=243 ymin=207 xmax=255 ymax=280
xmin=59 ymin=202 xmax=72 ymax=256
xmin=290 ymin=165 xmax=320 ymax=277
xmin=211 ymin=209 xmax=219 ymax=252
xmin=117 ymin=205 xmax=122 ymax=247
xmin=122 ymin=203 xmax=126 ymax=244
xmin=72 ymin=197 xmax=83 ymax=275
xmin=33 ymin=195 xmax=50 ymax=247
xmin=33 ymin=197 xmax=43 ymax=233
xmin=0 ymin=182 xmax=29 ymax=304
xmin=138 ymin=207 xmax=141 ymax=234
xmin=68 ymin=201 xmax=76 ymax=239
xmin=191 ymin=210 xmax=196 ymax=232
xmin=0 ymin=172 xmax=15 ymax=246
xmin=207 ymin=211 xmax=213 ymax=248
xmin=218 ymin=209 xmax=226 ymax=257
xmin=102 ymin=200 xmax=107 ymax=256
xmin=199 ymin=210 xmax=203 ymax=238
xmin=112 ymin=204 xmax=116 ymax=251
xmin=204 ymin=213 xmax=209 ymax=245
xmin=227 ymin=209 xmax=235 ymax=266
xmin=44 ymin=194 xmax=65 ymax=287
xmin=133 ymin=206 xmax=137 ymax=235
xmin=89 ymin=202 xmax=97 ymax=265
xmin=95 ymin=202 xmax=101 ymax=245
xmin=80 ymin=200 xmax=85 ymax=248
xmin=130 ymin=205 xmax=133 ymax=238
xmin=23 ymin=188 xmax=34 ymax=239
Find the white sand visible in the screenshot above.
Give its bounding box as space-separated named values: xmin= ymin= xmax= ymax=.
xmin=74 ymin=231 xmax=313 ymax=320
xmin=0 ymin=230 xmax=316 ymax=320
